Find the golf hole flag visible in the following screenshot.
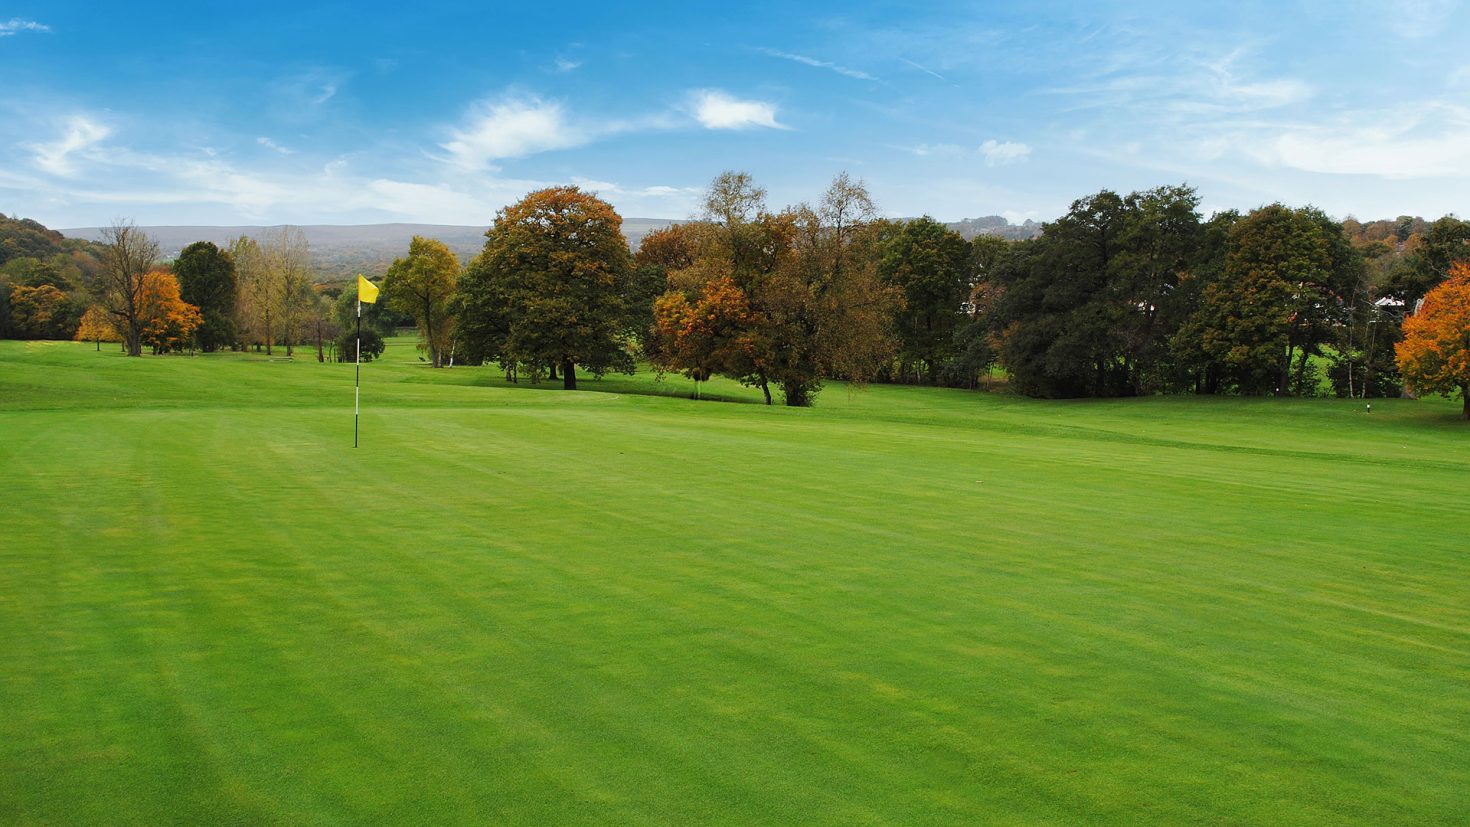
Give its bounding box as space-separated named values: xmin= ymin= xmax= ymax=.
xmin=358 ymin=273 xmax=379 ymax=304
xmin=354 ymin=274 xmax=379 ymax=447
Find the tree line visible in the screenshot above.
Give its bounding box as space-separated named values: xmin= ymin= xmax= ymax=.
xmin=3 ymin=174 xmax=1468 ymax=415
xmin=0 ymin=218 xmax=413 ymax=360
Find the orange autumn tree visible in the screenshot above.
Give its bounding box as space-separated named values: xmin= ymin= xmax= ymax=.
xmin=75 ymin=305 xmax=122 ymax=350
xmin=138 ymin=269 xmax=203 ymax=354
xmin=1396 ymin=261 xmax=1470 ymax=420
xmin=650 ymin=274 xmax=755 ymax=396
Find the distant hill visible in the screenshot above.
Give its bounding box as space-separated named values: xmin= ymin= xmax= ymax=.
xmin=58 ymin=215 xmax=1041 ymax=282
xmin=943 ymin=215 xmax=1043 ymax=241
xmin=60 ymin=219 xmax=680 ymax=282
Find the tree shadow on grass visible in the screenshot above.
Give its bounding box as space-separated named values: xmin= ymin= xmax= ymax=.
xmin=466 ymin=372 xmax=765 ymax=405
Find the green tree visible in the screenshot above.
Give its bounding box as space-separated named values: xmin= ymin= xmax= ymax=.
xmin=992 ymin=186 xmax=1208 ymax=398
xmin=992 ymin=190 xmax=1130 ymax=397
xmin=458 ymin=186 xmax=636 ymax=389
xmin=382 ymin=236 xmax=459 ymax=368
xmin=1174 ymin=205 xmax=1361 ymax=395
xmin=1385 ymin=216 xmax=1470 ymax=308
xmin=0 ymin=275 xmax=12 ymax=337
xmin=879 ymin=216 xmax=972 ymax=384
xmin=173 ymin=241 xmax=238 ymax=352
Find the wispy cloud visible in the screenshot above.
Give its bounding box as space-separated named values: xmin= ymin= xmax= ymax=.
xmin=0 ymin=18 xmax=49 ymax=36
xmin=689 ymin=90 xmax=787 ymax=130
xmin=897 ymin=143 xmax=967 ymax=157
xmin=553 ymin=57 xmax=583 ymax=73
xmin=272 ymin=68 xmax=349 ymax=113
xmin=256 ymin=136 xmax=294 ymax=155
xmin=1258 ymin=102 xmax=1470 ymax=178
xmin=900 ymin=58 xmax=946 ymax=82
xmin=571 ymin=176 xmax=701 ymax=199
xmin=26 ymin=116 xmax=111 ymax=176
xmin=980 ymin=140 xmax=1031 ymax=166
xmin=758 ymin=48 xmax=877 ymax=81
xmin=440 ymin=95 xmax=588 ymax=171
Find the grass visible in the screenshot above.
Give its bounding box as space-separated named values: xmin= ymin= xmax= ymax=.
xmin=1 ymin=337 xmax=1467 ymax=825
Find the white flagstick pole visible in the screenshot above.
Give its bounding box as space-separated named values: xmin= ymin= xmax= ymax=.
xmin=354 ymin=295 xmax=361 ymax=448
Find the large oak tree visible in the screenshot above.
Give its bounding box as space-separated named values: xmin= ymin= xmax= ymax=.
xmin=456 ymin=187 xmax=636 ymax=389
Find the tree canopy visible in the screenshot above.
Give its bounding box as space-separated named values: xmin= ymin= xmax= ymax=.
xmin=456 ymin=186 xmax=637 ymax=389
xmin=648 ymin=171 xmax=899 ymax=406
xmin=383 ymin=236 xmax=460 ymax=368
xmin=173 ymin=241 xmax=237 ymax=352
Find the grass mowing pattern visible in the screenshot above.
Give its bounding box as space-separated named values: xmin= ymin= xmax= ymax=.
xmin=2 ymin=338 xmax=1467 ymax=824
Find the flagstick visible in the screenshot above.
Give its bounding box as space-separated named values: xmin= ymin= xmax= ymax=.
xmin=354 ymin=297 xmax=361 ymax=448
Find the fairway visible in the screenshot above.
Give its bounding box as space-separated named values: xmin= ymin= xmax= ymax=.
xmin=2 ymin=339 xmax=1467 ymax=824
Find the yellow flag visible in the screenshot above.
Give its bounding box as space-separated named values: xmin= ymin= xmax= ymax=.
xmin=357 ymin=274 xmax=379 ymax=304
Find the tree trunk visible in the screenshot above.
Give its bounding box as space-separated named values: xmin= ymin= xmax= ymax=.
xmin=562 ymin=359 xmax=577 ymax=390
xmin=548 ymin=362 xmax=557 ymax=381
xmin=1293 ymin=347 xmax=1312 ymax=395
xmin=758 ymin=373 xmax=773 ymax=405
xmin=783 ymin=381 xmax=810 ymax=407
xmin=1463 ymin=386 xmax=1469 ymax=420
xmin=424 ymin=298 xmax=439 ymax=368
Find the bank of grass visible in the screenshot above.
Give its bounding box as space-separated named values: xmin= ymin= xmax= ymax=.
xmin=1 ymin=338 xmax=1466 ymax=824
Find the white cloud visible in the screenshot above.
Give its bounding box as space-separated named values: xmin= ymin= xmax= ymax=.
xmin=1261 ymin=103 xmax=1470 ymax=178
xmin=256 ymin=136 xmax=294 ymax=155
xmin=690 ymin=90 xmax=787 ymax=130
xmin=553 ymin=57 xmax=582 ymax=73
xmin=758 ymin=49 xmax=877 ymax=81
xmin=0 ymin=18 xmax=49 ymax=36
xmin=980 ymin=139 xmax=1031 ymax=166
xmin=27 ymin=116 xmax=111 ymax=176
xmin=441 ymin=95 xmax=588 ymax=171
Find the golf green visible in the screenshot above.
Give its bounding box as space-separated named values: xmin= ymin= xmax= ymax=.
xmin=2 ymin=338 xmax=1467 ymax=824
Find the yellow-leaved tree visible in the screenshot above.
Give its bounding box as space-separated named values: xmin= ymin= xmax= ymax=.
xmin=75 ymin=305 xmax=122 ymax=350
xmin=138 ymin=269 xmax=203 ymax=354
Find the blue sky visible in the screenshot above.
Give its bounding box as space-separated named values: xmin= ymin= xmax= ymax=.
xmin=1 ymin=0 xmax=1467 ymax=228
